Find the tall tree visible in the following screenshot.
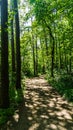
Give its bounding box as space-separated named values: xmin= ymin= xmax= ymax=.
xmin=1 ymin=0 xmax=9 ymax=108
xmin=10 ymin=0 xmax=15 ymax=73
xmin=14 ymin=0 xmax=21 ymax=89
xmin=35 ymin=34 xmax=38 ymax=76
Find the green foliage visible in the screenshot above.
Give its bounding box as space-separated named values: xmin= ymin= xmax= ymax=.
xmin=47 ymin=72 xmax=73 ymax=101
xmin=0 ymin=108 xmax=14 ymax=125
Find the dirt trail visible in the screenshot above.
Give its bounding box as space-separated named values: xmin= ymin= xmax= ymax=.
xmin=1 ymin=76 xmax=73 ymax=130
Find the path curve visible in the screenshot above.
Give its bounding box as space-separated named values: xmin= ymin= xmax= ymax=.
xmin=1 ymin=76 xmax=73 ymax=130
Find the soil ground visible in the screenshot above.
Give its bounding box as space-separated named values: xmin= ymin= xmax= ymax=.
xmin=1 ymin=76 xmax=73 ymax=130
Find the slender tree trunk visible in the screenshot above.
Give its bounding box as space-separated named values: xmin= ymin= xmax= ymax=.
xmin=43 ymin=28 xmax=48 ymax=57
xmin=43 ymin=28 xmax=49 ymax=71
xmin=40 ymin=38 xmax=45 ymax=74
xmin=63 ymin=44 xmax=68 ymax=72
xmin=32 ymin=41 xmax=36 ymax=76
xmin=30 ymin=33 xmax=36 ymax=76
xmin=47 ymin=26 xmax=55 ymax=77
xmin=51 ymin=38 xmax=55 ymax=77
xmin=35 ymin=35 xmax=38 ymax=76
xmin=14 ymin=0 xmax=21 ymax=89
xmin=11 ymin=19 xmax=15 ymax=73
xmin=69 ymin=44 xmax=72 ymax=73
xmin=10 ymin=0 xmax=15 ymax=73
xmin=59 ymin=41 xmax=62 ymax=70
xmin=43 ymin=20 xmax=55 ymax=77
xmin=31 ymin=18 xmax=36 ymax=76
xmin=55 ymin=0 xmax=58 ymax=69
xmin=1 ymin=0 xmax=9 ymax=108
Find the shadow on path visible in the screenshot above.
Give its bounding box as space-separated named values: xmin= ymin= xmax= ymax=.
xmin=1 ymin=76 xmax=73 ymax=130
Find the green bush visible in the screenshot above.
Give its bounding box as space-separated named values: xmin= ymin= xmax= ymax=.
xmin=0 ymin=107 xmax=14 ymax=125
xmin=47 ymin=72 xmax=73 ymax=101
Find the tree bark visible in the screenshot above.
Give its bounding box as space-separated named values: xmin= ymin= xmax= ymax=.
xmin=11 ymin=19 xmax=15 ymax=73
xmin=14 ymin=0 xmax=21 ymax=89
xmin=35 ymin=35 xmax=38 ymax=76
xmin=32 ymin=41 xmax=36 ymax=76
xmin=1 ymin=0 xmax=9 ymax=108
xmin=10 ymin=0 xmax=15 ymax=73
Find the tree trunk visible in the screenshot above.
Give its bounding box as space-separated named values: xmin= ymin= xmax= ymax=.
xmin=14 ymin=0 xmax=21 ymax=89
xmin=32 ymin=41 xmax=36 ymax=76
xmin=1 ymin=0 xmax=9 ymax=108
xmin=10 ymin=0 xmax=15 ymax=73
xmin=35 ymin=35 xmax=38 ymax=76
xmin=43 ymin=27 xmax=49 ymax=71
xmin=11 ymin=19 xmax=15 ymax=73
xmin=40 ymin=38 xmax=45 ymax=74
xmin=43 ymin=20 xmax=55 ymax=77
xmin=59 ymin=41 xmax=62 ymax=70
xmin=69 ymin=44 xmax=72 ymax=73
xmin=43 ymin=28 xmax=48 ymax=57
xmin=51 ymin=38 xmax=55 ymax=77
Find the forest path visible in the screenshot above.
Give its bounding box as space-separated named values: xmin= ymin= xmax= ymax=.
xmin=2 ymin=76 xmax=73 ymax=130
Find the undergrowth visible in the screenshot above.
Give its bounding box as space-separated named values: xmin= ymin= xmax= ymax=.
xmin=46 ymin=71 xmax=73 ymax=102
xmin=0 ymin=74 xmax=25 ymax=125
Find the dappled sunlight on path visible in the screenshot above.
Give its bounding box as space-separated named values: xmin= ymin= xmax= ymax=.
xmin=1 ymin=76 xmax=73 ymax=130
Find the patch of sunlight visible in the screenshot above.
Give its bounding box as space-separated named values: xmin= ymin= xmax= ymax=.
xmin=57 ymin=125 xmax=67 ymax=130
xmin=26 ymin=95 xmax=29 ymax=99
xmin=29 ymin=104 xmax=33 ymax=109
xmin=59 ymin=121 xmax=65 ymax=127
xmin=61 ymin=109 xmax=72 ymax=119
xmin=64 ymin=113 xmax=72 ymax=120
xmin=13 ymin=113 xmax=19 ymax=122
xmin=56 ymin=106 xmax=62 ymax=110
xmin=61 ymin=109 xmax=67 ymax=114
xmin=67 ymin=119 xmax=73 ymax=123
xmin=51 ymin=98 xmax=57 ymax=102
xmin=40 ymin=115 xmax=48 ymax=119
xmin=28 ymin=117 xmax=32 ymax=121
xmin=29 ymin=123 xmax=39 ymax=130
xmin=57 ymin=116 xmax=64 ymax=120
xmin=7 ymin=121 xmax=12 ymax=125
xmin=47 ymin=109 xmax=53 ymax=113
xmin=49 ymin=112 xmax=55 ymax=116
xmin=45 ymin=93 xmax=49 ymax=96
xmin=49 ymin=124 xmax=57 ymax=130
xmin=41 ymin=104 xmax=47 ymax=108
xmin=32 ymin=110 xmax=37 ymax=114
xmin=55 ymin=111 xmax=63 ymax=116
xmin=70 ymin=110 xmax=73 ymax=115
xmin=43 ymin=87 xmax=49 ymax=91
xmin=32 ymin=96 xmax=38 ymax=100
xmin=35 ymin=101 xmax=42 ymax=105
xmin=49 ymin=102 xmax=55 ymax=107
xmin=33 ymin=103 xmax=37 ymax=107
xmin=57 ymin=100 xmax=63 ymax=104
xmin=33 ymin=85 xmax=38 ymax=88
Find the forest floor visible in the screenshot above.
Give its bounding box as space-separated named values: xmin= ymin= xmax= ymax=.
xmin=1 ymin=76 xmax=73 ymax=130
